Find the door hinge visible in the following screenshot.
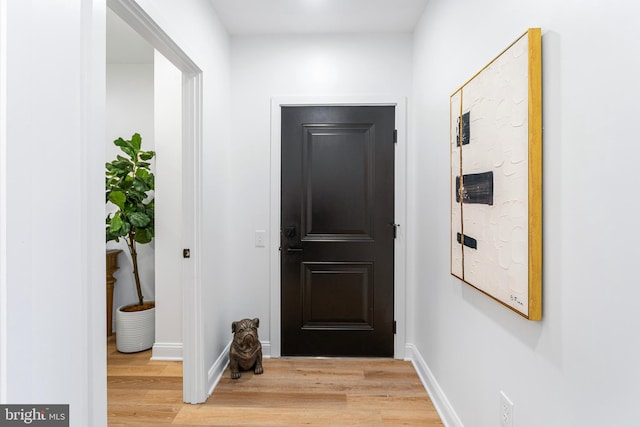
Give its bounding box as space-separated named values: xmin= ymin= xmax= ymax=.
xmin=393 ymin=129 xmax=398 ymax=144
xmin=393 ymin=320 xmax=397 ymax=334
xmin=389 ymin=223 xmax=399 ymax=238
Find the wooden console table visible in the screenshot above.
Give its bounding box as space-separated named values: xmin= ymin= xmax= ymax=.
xmin=106 ymin=249 xmax=122 ymax=336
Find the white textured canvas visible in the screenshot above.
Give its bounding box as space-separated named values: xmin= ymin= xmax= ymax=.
xmin=451 ymin=34 xmax=530 ymax=316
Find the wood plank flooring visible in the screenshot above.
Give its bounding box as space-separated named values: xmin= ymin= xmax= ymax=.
xmin=107 ymin=336 xmax=443 ymax=426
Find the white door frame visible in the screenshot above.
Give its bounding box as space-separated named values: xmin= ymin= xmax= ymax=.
xmin=0 ymin=0 xmax=7 ymax=402
xmin=269 ymin=96 xmax=407 ymax=359
xmin=107 ymin=0 xmax=205 ymax=403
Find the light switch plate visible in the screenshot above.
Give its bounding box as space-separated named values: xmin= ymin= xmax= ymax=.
xmin=255 ymin=230 xmax=266 ymax=247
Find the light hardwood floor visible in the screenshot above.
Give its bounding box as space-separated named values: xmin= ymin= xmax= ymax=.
xmin=107 ymin=336 xmax=443 ymax=426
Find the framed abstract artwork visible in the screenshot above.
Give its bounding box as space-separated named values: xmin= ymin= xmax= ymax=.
xmin=450 ymin=28 xmax=542 ymax=320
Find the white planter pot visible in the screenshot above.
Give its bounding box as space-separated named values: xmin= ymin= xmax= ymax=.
xmin=115 ymin=303 xmax=155 ymax=353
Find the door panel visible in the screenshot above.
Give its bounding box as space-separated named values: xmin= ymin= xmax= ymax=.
xmin=302 ymin=262 xmax=374 ymax=330
xmin=302 ymin=124 xmax=374 ymax=240
xmin=281 ymin=105 xmax=395 ymax=357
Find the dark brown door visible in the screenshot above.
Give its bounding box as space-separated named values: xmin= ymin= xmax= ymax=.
xmin=281 ymin=105 xmax=395 ymax=357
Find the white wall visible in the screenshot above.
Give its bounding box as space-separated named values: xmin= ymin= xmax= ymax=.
xmin=106 ymin=63 xmax=155 ymax=319
xmin=1 ymin=0 xmax=106 ymax=425
xmin=229 ymin=33 xmax=414 ymax=351
xmin=153 ymin=50 xmax=183 ymax=359
xmin=410 ymin=1 xmax=640 ymax=426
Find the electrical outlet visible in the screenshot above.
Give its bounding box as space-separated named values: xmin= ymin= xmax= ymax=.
xmin=500 ymin=391 xmax=514 ymax=427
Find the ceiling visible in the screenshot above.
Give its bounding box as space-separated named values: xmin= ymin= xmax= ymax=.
xmin=208 ymin=0 xmax=429 ymax=35
xmin=106 ymin=0 xmax=429 ymax=63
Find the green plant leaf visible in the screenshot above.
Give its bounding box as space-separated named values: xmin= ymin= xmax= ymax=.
xmin=114 ymin=137 xmax=134 ymax=157
xmin=136 ymin=169 xmax=149 ymax=180
xmin=133 ymin=177 xmax=148 ymax=193
xmin=108 ymin=191 xmax=126 ymax=210
xmin=108 ymin=235 xmax=120 ymax=243
xmin=127 ymin=189 xmax=145 ymax=203
xmin=144 ymin=202 xmax=154 ymax=217
xmin=134 ymin=227 xmax=153 ymax=244
xmin=123 ymin=146 xmax=136 ymax=159
xmin=109 ymin=159 xmax=133 ymax=174
xmin=106 ymin=177 xmax=120 ymax=189
xmin=105 ymin=226 xmax=121 ymax=242
xmin=113 ymin=137 xmax=127 ymax=147
xmin=129 ymin=211 xmax=151 ymax=228
xmin=131 ymin=133 xmax=142 ymax=151
xmin=120 ymin=222 xmax=131 ymax=236
xmin=140 ymin=151 xmax=155 ymax=161
xmin=109 ymin=212 xmax=123 ymax=233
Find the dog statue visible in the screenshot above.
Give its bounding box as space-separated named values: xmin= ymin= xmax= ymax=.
xmin=229 ymin=318 xmax=263 ymax=379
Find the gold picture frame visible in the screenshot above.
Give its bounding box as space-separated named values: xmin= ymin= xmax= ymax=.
xmin=450 ymin=28 xmax=542 ymax=320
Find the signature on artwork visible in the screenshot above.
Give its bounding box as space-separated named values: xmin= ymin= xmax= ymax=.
xmin=510 ymin=295 xmax=524 ymax=306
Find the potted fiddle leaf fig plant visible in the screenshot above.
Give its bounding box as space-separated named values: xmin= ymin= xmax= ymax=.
xmin=106 ymin=133 xmax=156 ymax=353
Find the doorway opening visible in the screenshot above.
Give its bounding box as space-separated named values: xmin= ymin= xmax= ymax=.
xmin=106 ymin=0 xmax=205 ymax=403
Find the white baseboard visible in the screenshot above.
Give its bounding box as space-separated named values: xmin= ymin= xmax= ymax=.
xmin=151 ymin=342 xmax=183 ymax=361
xmin=206 ymin=340 xmax=271 ymax=397
xmin=260 ymin=340 xmax=271 ymax=358
xmin=405 ymin=343 xmax=464 ymax=427
xmin=207 ymin=341 xmax=231 ymax=397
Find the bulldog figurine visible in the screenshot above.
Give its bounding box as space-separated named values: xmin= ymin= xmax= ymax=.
xmin=229 ymin=318 xmax=263 ymax=379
